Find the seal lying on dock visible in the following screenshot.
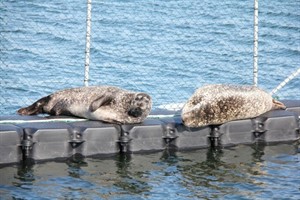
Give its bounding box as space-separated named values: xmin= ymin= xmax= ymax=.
xmin=181 ymin=84 xmax=286 ymax=127
xmin=18 ymin=86 xmax=152 ymax=124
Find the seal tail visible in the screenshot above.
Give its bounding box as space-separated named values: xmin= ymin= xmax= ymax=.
xmin=17 ymin=96 xmax=51 ymax=115
xmin=272 ymin=99 xmax=286 ymax=110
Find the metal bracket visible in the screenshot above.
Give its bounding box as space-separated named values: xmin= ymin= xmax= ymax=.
xmin=252 ymin=119 xmax=266 ymax=138
xmin=117 ymin=131 xmax=132 ymax=153
xmin=209 ymin=126 xmax=222 ymax=147
xmin=162 ymin=124 xmax=178 ymax=145
xmin=21 ymin=134 xmax=35 ymax=158
xmin=69 ymin=131 xmax=85 ymax=148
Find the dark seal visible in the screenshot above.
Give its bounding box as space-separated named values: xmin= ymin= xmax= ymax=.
xmin=181 ymin=84 xmax=286 ymax=127
xmin=18 ymin=86 xmax=152 ymax=124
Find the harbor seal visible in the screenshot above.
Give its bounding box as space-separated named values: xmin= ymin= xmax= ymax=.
xmin=181 ymin=84 xmax=286 ymax=127
xmin=17 ymin=86 xmax=152 ymax=124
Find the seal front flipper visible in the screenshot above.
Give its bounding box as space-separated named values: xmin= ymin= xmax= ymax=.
xmin=17 ymin=95 xmax=51 ymax=115
xmin=89 ymin=93 xmax=115 ymax=112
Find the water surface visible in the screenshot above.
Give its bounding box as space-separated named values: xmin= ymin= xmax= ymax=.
xmin=0 ymin=143 xmax=299 ymax=199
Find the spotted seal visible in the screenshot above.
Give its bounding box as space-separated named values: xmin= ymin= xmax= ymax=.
xmin=17 ymin=86 xmax=152 ymax=124
xmin=181 ymin=84 xmax=286 ymax=127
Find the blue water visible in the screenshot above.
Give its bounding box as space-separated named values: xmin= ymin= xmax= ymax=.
xmin=0 ymin=0 xmax=299 ymax=114
xmin=0 ymin=0 xmax=300 ymax=199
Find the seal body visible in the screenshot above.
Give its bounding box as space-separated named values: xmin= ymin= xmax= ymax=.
xmin=181 ymin=84 xmax=286 ymax=127
xmin=18 ymin=86 xmax=152 ymax=124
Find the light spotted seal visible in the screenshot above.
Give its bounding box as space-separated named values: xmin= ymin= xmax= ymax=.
xmin=17 ymin=86 xmax=152 ymax=124
xmin=181 ymin=84 xmax=286 ymax=127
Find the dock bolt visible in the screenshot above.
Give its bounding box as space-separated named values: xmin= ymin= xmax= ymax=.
xmin=118 ymin=132 xmax=132 ymax=153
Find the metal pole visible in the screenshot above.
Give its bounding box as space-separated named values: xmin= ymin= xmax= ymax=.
xmin=253 ymin=0 xmax=259 ymax=86
xmin=84 ymin=0 xmax=92 ymax=86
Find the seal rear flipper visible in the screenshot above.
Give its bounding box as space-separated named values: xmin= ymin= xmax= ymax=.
xmin=89 ymin=94 xmax=114 ymax=112
xmin=17 ymin=95 xmax=51 ymax=115
xmin=272 ymin=99 xmax=286 ymax=110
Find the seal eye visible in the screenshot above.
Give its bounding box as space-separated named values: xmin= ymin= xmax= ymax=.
xmin=135 ymin=93 xmax=150 ymax=101
xmin=132 ymin=94 xmax=149 ymax=108
xmin=135 ymin=95 xmax=144 ymax=101
xmin=128 ymin=107 xmax=143 ymax=118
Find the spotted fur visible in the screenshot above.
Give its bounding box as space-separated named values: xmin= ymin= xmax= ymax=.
xmin=181 ymin=84 xmax=285 ymax=127
xmin=18 ymin=86 xmax=152 ymax=124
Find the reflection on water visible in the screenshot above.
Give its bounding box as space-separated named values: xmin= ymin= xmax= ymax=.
xmin=0 ymin=143 xmax=299 ymax=199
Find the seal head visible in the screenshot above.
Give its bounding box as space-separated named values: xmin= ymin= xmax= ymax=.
xmin=128 ymin=93 xmax=151 ymax=117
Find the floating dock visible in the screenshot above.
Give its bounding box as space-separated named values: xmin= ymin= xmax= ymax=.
xmin=0 ymin=100 xmax=299 ymax=165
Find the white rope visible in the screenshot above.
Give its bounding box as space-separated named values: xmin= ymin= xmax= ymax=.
xmin=84 ymin=0 xmax=92 ymax=86
xmin=0 ymin=118 xmax=88 ymax=124
xmin=0 ymin=116 xmax=176 ymax=124
xmin=253 ymin=0 xmax=259 ymax=86
xmin=270 ymin=67 xmax=300 ymax=96
xmin=148 ymin=114 xmax=176 ymax=119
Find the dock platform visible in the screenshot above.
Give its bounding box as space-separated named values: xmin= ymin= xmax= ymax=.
xmin=0 ymin=100 xmax=299 ymax=164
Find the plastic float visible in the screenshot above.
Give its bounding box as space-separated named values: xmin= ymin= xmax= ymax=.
xmin=0 ymin=100 xmax=299 ymax=165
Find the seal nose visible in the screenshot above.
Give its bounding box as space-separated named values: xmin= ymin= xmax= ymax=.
xmin=128 ymin=107 xmax=143 ymax=118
